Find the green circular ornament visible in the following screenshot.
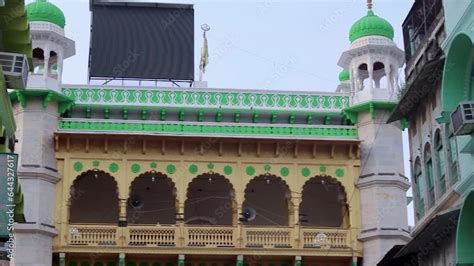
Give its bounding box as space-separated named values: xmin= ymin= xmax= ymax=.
xmin=224 ymin=165 xmax=233 ymax=175
xmin=150 ymin=162 xmax=157 ymax=169
xmin=109 ymin=163 xmax=119 ymax=173
xmin=92 ymin=160 xmax=100 ymax=167
xmin=264 ymin=164 xmax=271 ymax=171
xmin=319 ymin=165 xmax=327 ymax=173
xmin=131 ymin=164 xmax=141 ymax=173
xmin=73 ymin=162 xmax=83 ymax=172
xmin=280 ymin=167 xmax=290 ymax=177
xmin=167 ymin=164 xmax=176 ymax=174
xmin=335 ymin=168 xmax=345 ymax=177
xmin=246 ymin=166 xmax=256 ymax=176
xmin=302 ymin=167 xmax=311 ymax=177
xmin=189 ymin=164 xmax=198 ymax=174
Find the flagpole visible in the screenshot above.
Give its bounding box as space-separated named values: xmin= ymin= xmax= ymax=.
xmin=199 ymin=24 xmax=210 ymax=82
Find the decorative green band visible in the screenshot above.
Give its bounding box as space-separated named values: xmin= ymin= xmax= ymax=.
xmin=342 ymin=100 xmax=398 ymax=124
xmin=58 ymin=120 xmax=358 ymax=139
xmin=62 ymin=87 xmax=350 ymax=112
xmin=9 ymin=89 xmax=75 ymax=115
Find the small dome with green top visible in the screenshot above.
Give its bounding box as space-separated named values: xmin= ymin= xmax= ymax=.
xmin=26 ymin=0 xmax=65 ymax=28
xmin=349 ymin=9 xmax=394 ymax=42
xmin=339 ymin=69 xmax=350 ymax=82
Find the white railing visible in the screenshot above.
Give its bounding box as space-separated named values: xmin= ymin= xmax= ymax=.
xmin=128 ymin=225 xmax=176 ymax=246
xmin=301 ymin=228 xmax=349 ymax=248
xmin=243 ymin=226 xmax=292 ymax=248
xmin=186 ymin=225 xmax=235 ymax=247
xmin=68 ymin=224 xmax=117 ymax=246
xmin=66 ymin=224 xmax=351 ymax=250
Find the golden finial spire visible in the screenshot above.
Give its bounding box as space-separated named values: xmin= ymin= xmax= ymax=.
xmin=367 ymin=0 xmax=373 ymax=9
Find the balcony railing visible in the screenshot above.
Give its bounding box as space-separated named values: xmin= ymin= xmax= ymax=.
xmin=66 ymin=224 xmax=351 ymax=250
xmin=243 ymin=226 xmax=292 ymax=248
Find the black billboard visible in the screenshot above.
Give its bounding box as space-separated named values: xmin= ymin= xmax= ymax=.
xmin=89 ymin=1 xmax=194 ymax=81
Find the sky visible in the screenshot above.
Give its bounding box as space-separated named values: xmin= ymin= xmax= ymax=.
xmin=30 ymin=0 xmax=415 ymax=225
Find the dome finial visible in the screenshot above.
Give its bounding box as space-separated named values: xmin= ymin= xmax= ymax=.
xmin=367 ymin=0 xmax=373 ymax=10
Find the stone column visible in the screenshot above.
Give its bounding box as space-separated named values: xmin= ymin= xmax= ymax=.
xmin=57 ymin=52 xmax=64 ymax=83
xmin=354 ymin=68 xmax=360 ymax=92
xmin=177 ymin=202 xmax=185 ymax=247
xmin=384 ymin=60 xmax=392 ymax=93
xmin=290 ymin=193 xmax=302 ymax=248
xmin=43 ymin=48 xmax=50 ymax=80
xmin=234 ymin=191 xmax=244 ymax=248
xmin=119 ymin=199 xmax=127 ymax=224
xmin=367 ymin=59 xmax=374 ymax=93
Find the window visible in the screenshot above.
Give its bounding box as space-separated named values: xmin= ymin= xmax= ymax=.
xmin=424 ymin=143 xmax=435 ymax=208
xmin=434 ymin=130 xmax=446 ymax=196
xmin=446 ymin=125 xmax=459 ymax=185
xmin=414 ymin=158 xmax=425 ymax=220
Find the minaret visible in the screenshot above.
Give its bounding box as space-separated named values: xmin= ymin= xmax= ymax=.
xmin=11 ymin=0 xmax=75 ymax=264
xmin=338 ymin=2 xmax=410 ymax=265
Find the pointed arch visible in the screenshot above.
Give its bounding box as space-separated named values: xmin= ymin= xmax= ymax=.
xmin=373 ymin=61 xmax=386 ymax=89
xmin=184 ymin=172 xmax=235 ymax=225
xmin=32 ymin=47 xmax=44 ymax=74
xmin=69 ymin=170 xmax=119 ymax=224
xmin=413 ymin=157 xmax=425 ymax=220
xmin=434 ymin=129 xmax=446 ymax=196
xmin=127 ymin=171 xmax=176 ymax=225
xmin=299 ymin=175 xmax=348 ymax=227
xmin=424 ymin=143 xmax=435 ymax=208
xmin=243 ymin=174 xmax=291 ymax=226
xmin=357 ymin=63 xmax=369 ymax=90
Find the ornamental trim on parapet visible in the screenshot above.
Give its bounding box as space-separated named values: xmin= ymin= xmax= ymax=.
xmin=62 ymin=87 xmax=350 ymax=112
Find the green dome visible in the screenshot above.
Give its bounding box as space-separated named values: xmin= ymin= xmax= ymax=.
xmin=349 ymin=10 xmax=394 ymax=42
xmin=339 ymin=69 xmax=350 ymax=81
xmin=26 ymin=0 xmax=65 ymax=28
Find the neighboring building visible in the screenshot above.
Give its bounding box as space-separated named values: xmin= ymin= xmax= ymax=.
xmin=383 ymin=0 xmax=474 ymax=265
xmin=0 ymin=0 xmax=30 ymax=262
xmin=10 ymin=1 xmax=410 ymax=265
